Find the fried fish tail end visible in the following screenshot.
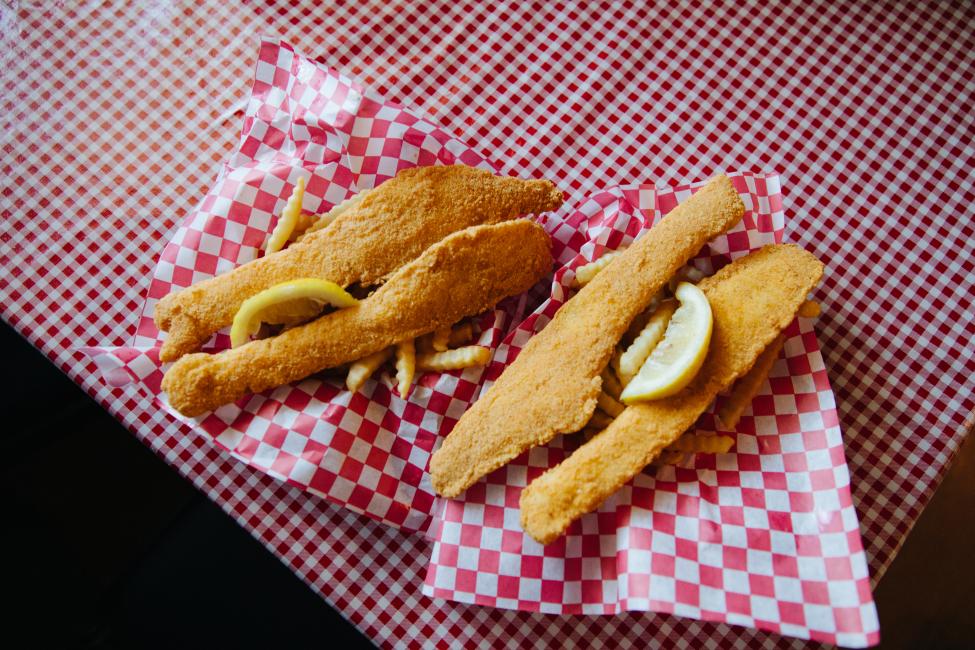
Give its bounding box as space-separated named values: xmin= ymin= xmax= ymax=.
xmin=520 ymin=244 xmax=824 ymax=544
xmin=430 ymin=175 xmax=746 ymax=498
xmin=162 ymin=219 xmax=552 ymax=417
xmin=155 ymin=165 xmax=563 ymax=361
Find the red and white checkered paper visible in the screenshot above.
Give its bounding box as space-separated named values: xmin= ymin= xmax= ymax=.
xmin=85 ymin=39 xmax=876 ymax=646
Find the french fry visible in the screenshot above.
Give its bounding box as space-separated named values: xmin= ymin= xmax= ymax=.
xmin=716 ymin=334 xmax=785 ymax=429
xmin=417 ymin=345 xmax=491 ymax=372
xmin=432 ymin=326 xmax=451 ymax=352
xmin=798 ymin=300 xmax=821 ymax=318
xmin=597 ymin=390 xmax=624 ymax=417
xmin=618 ymin=299 xmax=678 ymax=384
xmin=447 ymin=322 xmax=474 ymax=347
xmin=395 ymin=339 xmax=416 ymax=397
xmin=346 ymin=347 xmax=392 ymax=392
xmin=600 ymin=367 xmax=623 ymax=401
xmin=611 ymin=345 xmax=626 ymax=387
xmin=666 ymin=433 xmax=735 ymax=454
xmin=573 ymin=250 xmax=624 ymax=287
xmin=621 ymin=292 xmax=664 ymax=347
xmin=287 ymin=212 xmax=318 ymax=243
xmin=623 ymin=309 xmax=653 ymax=345
xmin=266 ymin=176 xmax=306 ymax=254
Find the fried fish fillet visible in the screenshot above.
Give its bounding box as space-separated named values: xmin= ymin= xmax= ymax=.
xmin=520 ymin=244 xmax=824 ymax=544
xmin=161 ymin=220 xmax=552 ymax=417
xmin=429 ymin=175 xmax=745 ymax=498
xmin=155 ymin=165 xmax=563 ymax=361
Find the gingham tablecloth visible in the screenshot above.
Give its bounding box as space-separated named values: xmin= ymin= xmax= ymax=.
xmin=2 ymin=1 xmax=973 ymax=647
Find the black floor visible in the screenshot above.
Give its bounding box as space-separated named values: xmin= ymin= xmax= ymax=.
xmin=1 ymin=322 xmax=373 ymax=649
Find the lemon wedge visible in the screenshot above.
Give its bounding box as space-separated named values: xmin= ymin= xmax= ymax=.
xmin=620 ymin=282 xmax=713 ymax=403
xmin=230 ymin=278 xmax=358 ymax=348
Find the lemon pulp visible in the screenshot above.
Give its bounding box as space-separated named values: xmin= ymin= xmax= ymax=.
xmin=619 ymin=282 xmax=713 ymax=403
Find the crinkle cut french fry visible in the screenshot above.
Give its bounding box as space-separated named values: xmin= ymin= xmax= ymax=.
xmin=432 ymin=327 xmax=451 ymax=352
xmin=287 ymin=212 xmax=318 ymax=243
xmin=611 ymin=346 xmax=626 ymax=388
xmin=417 ymin=345 xmax=491 ymax=372
xmin=597 ymin=391 xmax=624 ymax=417
xmin=600 ymin=367 xmax=622 ymax=401
xmin=717 ymin=334 xmax=785 ymax=429
xmin=346 ymin=347 xmax=392 ymax=392
xmin=395 ymin=339 xmax=416 ymax=397
xmin=573 ymin=250 xmax=624 ymax=287
xmin=622 ymin=291 xmax=663 ymax=344
xmin=266 ymin=176 xmax=306 ymax=254
xmin=623 ymin=310 xmax=652 ymax=345
xmin=666 ymin=433 xmax=735 ymax=454
xmin=447 ymin=322 xmax=474 ymax=347
xmin=618 ymin=299 xmax=678 ymax=383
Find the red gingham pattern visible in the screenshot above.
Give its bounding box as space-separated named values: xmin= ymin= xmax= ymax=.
xmin=2 ymin=2 xmax=973 ymax=648
xmin=425 ymin=176 xmax=876 ymax=646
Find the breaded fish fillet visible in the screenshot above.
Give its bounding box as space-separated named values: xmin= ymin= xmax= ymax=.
xmin=162 ymin=220 xmax=552 ymax=417
xmin=429 ymin=175 xmax=745 ymax=498
xmin=520 ymin=244 xmax=824 ymax=544
xmin=155 ymin=165 xmax=563 ymax=361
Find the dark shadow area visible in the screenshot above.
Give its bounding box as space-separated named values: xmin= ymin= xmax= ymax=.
xmin=874 ymin=425 xmax=975 ymax=649
xmin=1 ymin=321 xmax=373 ymax=649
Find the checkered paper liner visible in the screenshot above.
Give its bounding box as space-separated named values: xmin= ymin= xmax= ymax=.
xmin=423 ymin=175 xmax=878 ymax=646
xmin=79 ymin=38 xmax=878 ymax=646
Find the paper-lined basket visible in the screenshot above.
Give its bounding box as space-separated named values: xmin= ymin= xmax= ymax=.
xmin=86 ymin=38 xmax=878 ymax=647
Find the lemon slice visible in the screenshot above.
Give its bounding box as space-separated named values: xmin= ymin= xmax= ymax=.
xmin=620 ymin=282 xmax=713 ymax=403
xmin=230 ymin=278 xmax=358 ymax=348
xmin=257 ymin=295 xmax=338 ymax=327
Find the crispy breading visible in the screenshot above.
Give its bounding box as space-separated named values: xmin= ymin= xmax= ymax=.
xmin=519 ymin=244 xmax=824 ymax=544
xmin=429 ymin=175 xmax=746 ymax=498
xmin=155 ymin=165 xmax=563 ymax=361
xmin=161 ymin=220 xmax=552 ymax=416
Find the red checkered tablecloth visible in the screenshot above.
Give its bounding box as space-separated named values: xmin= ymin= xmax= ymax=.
xmin=2 ymin=1 xmax=973 ymax=647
